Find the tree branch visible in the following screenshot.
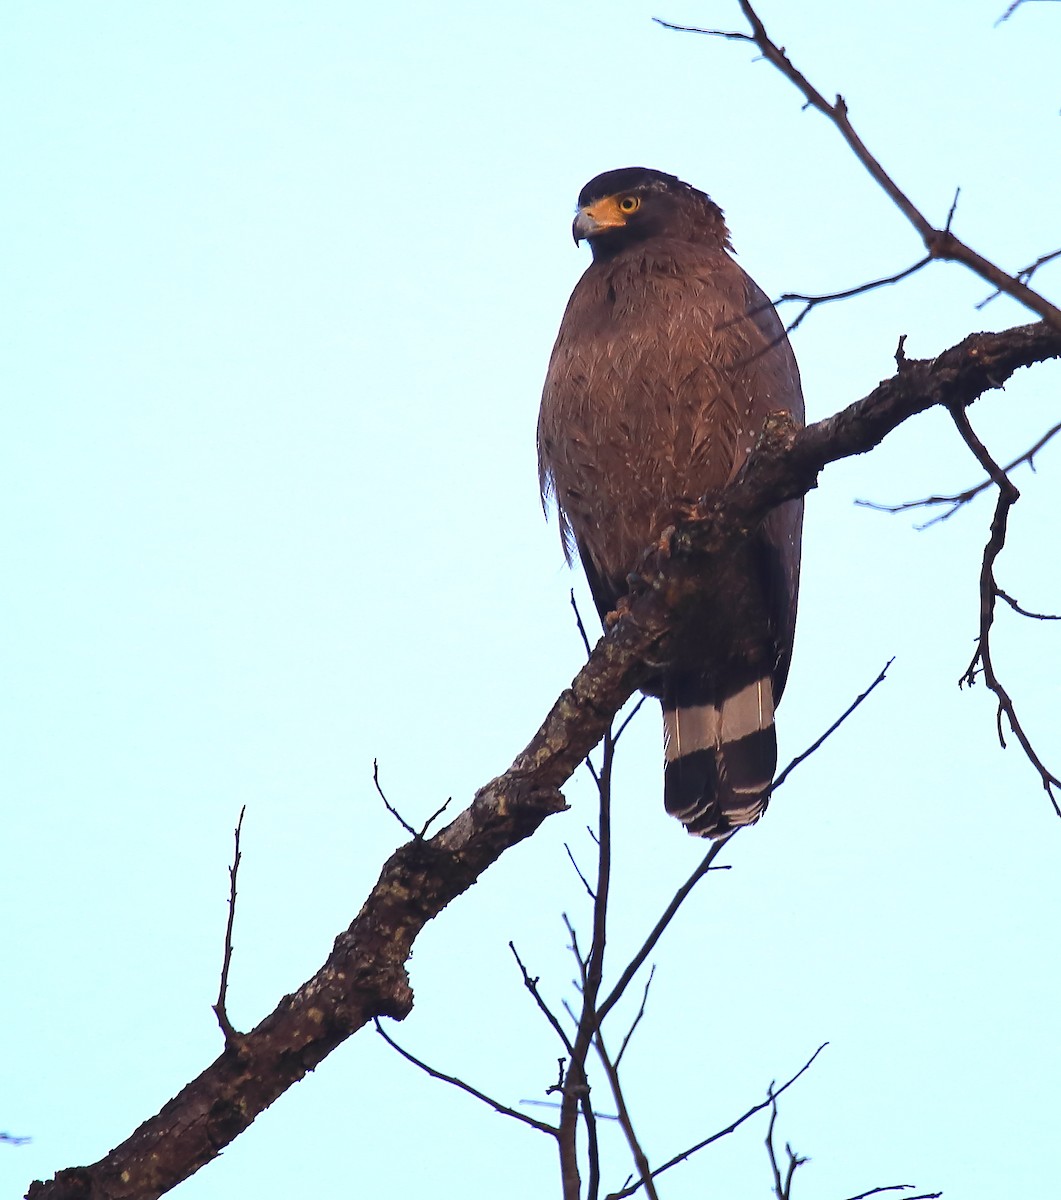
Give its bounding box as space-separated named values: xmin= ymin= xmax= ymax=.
xmin=606 ymin=1044 xmax=827 ymax=1200
xmin=373 ymin=1018 xmax=557 ymax=1136
xmin=995 ymin=0 xmax=1060 ymax=26
xmin=764 ymin=1089 xmax=807 ymax=1200
xmin=773 ymin=659 xmax=894 ymax=791
xmin=951 ymin=406 xmax=1061 ymax=812
xmin=27 ymin=319 xmax=1061 ymax=1200
xmin=775 ymin=255 xmax=932 ymax=335
xmin=212 ymin=805 xmax=246 ymax=1049
xmin=856 ymin=419 xmax=1061 ymax=528
xmin=977 ymin=248 xmax=1061 ymax=308
xmin=656 ymin=5 xmax=1061 ymax=331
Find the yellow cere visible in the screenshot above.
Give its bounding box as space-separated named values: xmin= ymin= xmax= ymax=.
xmin=580 ymin=193 xmax=637 ymax=229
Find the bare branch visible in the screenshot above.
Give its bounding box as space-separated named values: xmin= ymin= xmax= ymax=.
xmin=841 ymin=1187 xmax=930 ymax=1200
xmin=656 ymin=6 xmax=1061 ymax=330
xmin=977 ymin=248 xmax=1061 ymax=307
xmin=564 ymin=842 xmax=597 ymax=900
xmin=509 ymin=941 xmax=576 ymax=1057
xmin=372 ymin=759 xmax=417 ymax=838
xmin=373 ymin=1018 xmax=557 ymax=1135
xmin=559 ymin=725 xmax=618 ymax=1200
xmin=995 ymin=0 xmax=1061 ymax=26
xmin=996 ymin=0 xmax=1026 ymax=22
xmin=372 ymin=760 xmax=452 ymax=839
xmin=416 ymin=797 xmax=453 ymax=838
xmin=585 ymin=754 xmax=602 ymax=787
xmin=614 ymin=966 xmax=656 ymax=1070
xmin=28 ymin=320 xmax=1061 ymax=1200
xmin=593 ymin=1029 xmax=659 ymax=1200
xmin=606 ymin=1044 xmax=828 ymax=1200
xmin=613 ymin=696 xmax=647 ymax=744
xmin=571 ymin=589 xmax=595 ymax=659
xmin=597 ymin=837 xmax=732 ymax=1026
xmin=856 ymin=420 xmax=1061 ymax=528
xmin=581 ymin=1081 xmax=603 ymax=1200
xmin=773 ymin=659 xmax=894 ymax=791
xmin=997 ymin=589 xmax=1061 ymax=621
xmin=765 ymin=1090 xmax=807 ymax=1200
xmin=951 ymin=405 xmax=1061 ymax=811
xmin=775 ymin=255 xmax=932 ymax=335
xmin=213 ymin=805 xmax=246 ymax=1048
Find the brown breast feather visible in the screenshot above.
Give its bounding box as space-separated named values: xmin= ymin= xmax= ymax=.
xmin=539 ymin=237 xmax=802 ymax=589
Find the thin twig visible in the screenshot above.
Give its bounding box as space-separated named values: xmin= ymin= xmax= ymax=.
xmin=995 ymin=0 xmax=1061 ymax=26
xmin=842 ymin=1187 xmax=934 ymax=1200
xmin=593 ymin=1029 xmax=659 ymax=1200
xmin=765 ymin=1089 xmax=807 ymax=1200
xmin=565 ymin=843 xmax=597 ymax=900
xmin=606 ymin=1044 xmax=827 ymax=1200
xmin=775 ymin=255 xmax=932 ymax=335
xmin=997 ymin=588 xmax=1061 ymax=620
xmin=773 ymin=659 xmax=894 ymax=791
xmin=213 ymin=805 xmax=246 ymax=1047
xmin=573 ymin=724 xmax=659 ymax=1200
xmin=614 ymin=966 xmax=656 ymax=1070
xmin=856 ymin=420 xmax=1061 ymax=527
xmin=597 ymin=837 xmax=731 ymax=1025
xmin=373 ymin=1018 xmax=557 ymax=1135
xmin=372 ymin=759 xmax=416 ymax=837
xmin=509 ymin=942 xmax=576 ymax=1056
xmin=571 ymin=589 xmax=595 ymax=658
xmin=765 ymin=1089 xmax=784 ymax=1197
xmin=563 ymin=913 xmax=588 ymax=985
xmin=977 ymin=248 xmax=1061 ymax=306
xmin=582 ymin=1079 xmax=603 ymax=1200
xmin=655 ymin=6 xmax=1061 ymax=330
xmin=996 ymin=0 xmax=1025 ymax=21
xmin=951 ymin=405 xmax=1061 ymax=812
xmin=372 ymin=760 xmax=451 ymax=838
xmin=613 ymin=696 xmax=647 ymax=744
xmin=560 ymin=725 xmax=619 ymax=1200
xmin=416 ymin=797 xmax=453 ymax=838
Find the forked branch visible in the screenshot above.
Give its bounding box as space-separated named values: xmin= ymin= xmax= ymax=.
xmin=28 ymin=320 xmax=1061 ymax=1200
xmin=950 ymin=406 xmax=1061 ymax=812
xmin=655 ymin=4 xmax=1061 ymax=331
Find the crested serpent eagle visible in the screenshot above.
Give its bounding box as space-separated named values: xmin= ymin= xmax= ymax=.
xmin=538 ymin=167 xmax=804 ymax=839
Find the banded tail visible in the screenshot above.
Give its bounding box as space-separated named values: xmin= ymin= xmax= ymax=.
xmin=662 ymin=676 xmax=777 ymax=839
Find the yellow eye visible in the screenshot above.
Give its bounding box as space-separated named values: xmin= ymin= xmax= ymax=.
xmin=618 ymin=195 xmax=640 ymax=214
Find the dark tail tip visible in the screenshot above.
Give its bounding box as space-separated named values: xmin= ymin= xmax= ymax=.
xmin=665 ymin=749 xmax=727 ymax=838
xmin=664 ymin=726 xmax=777 ymax=840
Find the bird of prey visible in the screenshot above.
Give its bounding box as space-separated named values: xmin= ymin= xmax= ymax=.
xmin=538 ymin=167 xmax=804 ymax=839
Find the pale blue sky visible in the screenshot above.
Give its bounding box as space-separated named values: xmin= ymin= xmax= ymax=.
xmin=3 ymin=2 xmax=1060 ymax=1197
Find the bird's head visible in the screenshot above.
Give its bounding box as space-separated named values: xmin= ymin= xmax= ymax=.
xmin=571 ymin=167 xmax=730 ymax=259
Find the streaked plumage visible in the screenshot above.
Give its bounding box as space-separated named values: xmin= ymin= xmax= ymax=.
xmin=538 ymin=167 xmax=804 ymax=839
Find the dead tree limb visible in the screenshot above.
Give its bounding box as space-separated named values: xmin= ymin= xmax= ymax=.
xmin=856 ymin=420 xmax=1061 ymax=528
xmin=26 ymin=319 xmax=1061 ymax=1200
xmin=656 ymin=5 xmax=1061 ymax=331
xmin=212 ymin=805 xmax=246 ymax=1049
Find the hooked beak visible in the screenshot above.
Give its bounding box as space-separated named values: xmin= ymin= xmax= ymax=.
xmin=572 ymin=197 xmax=627 ymax=244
